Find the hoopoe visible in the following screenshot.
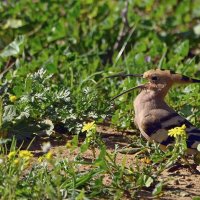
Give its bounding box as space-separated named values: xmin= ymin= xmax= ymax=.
xmin=109 ymin=69 xmax=200 ymax=154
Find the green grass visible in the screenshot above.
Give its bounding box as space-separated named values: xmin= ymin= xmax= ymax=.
xmin=0 ymin=0 xmax=200 ymax=199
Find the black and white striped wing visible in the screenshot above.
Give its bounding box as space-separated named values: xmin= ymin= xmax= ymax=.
xmin=141 ymin=112 xmax=200 ymax=149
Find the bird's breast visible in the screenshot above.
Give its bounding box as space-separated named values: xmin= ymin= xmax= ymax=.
xmin=133 ymin=90 xmax=174 ymax=142
xmin=134 ymin=91 xmax=157 ymax=127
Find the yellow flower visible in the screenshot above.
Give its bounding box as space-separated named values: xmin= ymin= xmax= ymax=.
xmin=140 ymin=157 xmax=151 ymax=164
xmin=38 ymin=156 xmax=43 ymax=163
xmin=9 ymin=95 xmax=17 ymax=102
xmin=82 ymin=121 xmax=96 ymax=132
xmin=66 ymin=141 xmax=72 ymax=149
xmin=8 ymin=151 xmax=16 ymax=160
xmin=14 ymin=158 xmax=19 ymax=165
xmin=168 ymin=124 xmax=186 ymax=138
xmin=19 ymin=150 xmax=33 ymax=160
xmin=45 ymin=151 xmax=53 ymax=160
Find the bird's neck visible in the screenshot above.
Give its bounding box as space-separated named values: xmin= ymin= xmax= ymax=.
xmin=135 ymin=89 xmax=169 ymax=110
xmin=144 ymin=84 xmax=171 ymax=100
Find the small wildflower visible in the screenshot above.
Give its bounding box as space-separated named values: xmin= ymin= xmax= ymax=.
xmin=140 ymin=157 xmax=151 ymax=164
xmin=168 ymin=124 xmax=187 ymax=138
xmin=8 ymin=151 xmax=16 ymax=160
xmin=82 ymin=121 xmax=96 ymax=132
xmin=45 ymin=151 xmax=53 ymax=160
xmin=145 ymin=56 xmax=151 ymax=63
xmin=14 ymin=159 xmax=19 ymax=165
xmin=9 ymin=95 xmax=17 ymax=102
xmin=38 ymin=157 xmax=43 ymax=163
xmin=66 ymin=140 xmax=72 ymax=149
xmin=19 ymin=150 xmax=33 ymax=160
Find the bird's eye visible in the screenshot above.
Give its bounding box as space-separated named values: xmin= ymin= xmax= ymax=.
xmin=151 ymin=76 xmax=158 ymax=81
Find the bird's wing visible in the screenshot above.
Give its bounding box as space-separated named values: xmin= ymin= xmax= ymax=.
xmin=141 ymin=111 xmax=200 ymax=149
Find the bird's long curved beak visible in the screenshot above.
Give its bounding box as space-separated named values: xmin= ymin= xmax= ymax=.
xmin=106 ymin=73 xmax=143 ymax=78
xmin=107 ymin=72 xmax=144 ymax=101
xmin=110 ymin=84 xmax=145 ymax=101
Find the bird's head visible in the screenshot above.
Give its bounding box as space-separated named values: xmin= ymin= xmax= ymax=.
xmin=143 ymin=69 xmax=200 ymax=85
xmin=108 ymin=69 xmax=200 ymax=100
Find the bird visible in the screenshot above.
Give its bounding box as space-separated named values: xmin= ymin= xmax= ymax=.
xmin=108 ymin=69 xmax=200 ymax=155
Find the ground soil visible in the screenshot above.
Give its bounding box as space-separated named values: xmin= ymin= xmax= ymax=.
xmin=27 ymin=125 xmax=200 ymax=200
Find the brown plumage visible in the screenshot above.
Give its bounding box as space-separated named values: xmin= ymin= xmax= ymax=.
xmin=109 ymin=69 xmax=200 ymax=154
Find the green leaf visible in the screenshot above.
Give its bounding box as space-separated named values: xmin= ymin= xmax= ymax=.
xmin=47 ymin=19 xmax=67 ymax=42
xmin=72 ymin=135 xmax=78 ymax=147
xmin=152 ymin=182 xmax=163 ymax=196
xmin=145 ymin=177 xmax=154 ymax=187
xmin=134 ymin=53 xmax=145 ymax=67
xmin=0 ymin=35 xmax=25 ymax=58
xmin=45 ymin=63 xmax=58 ymax=73
xmin=75 ymin=189 xmax=86 ymax=200
xmin=13 ymin=85 xmax=24 ymax=96
xmin=80 ymin=141 xmax=89 ymax=153
xmin=29 ymin=37 xmax=43 ymax=55
xmin=76 ymin=171 xmax=96 ymax=187
xmin=175 ymin=40 xmax=189 ymax=58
